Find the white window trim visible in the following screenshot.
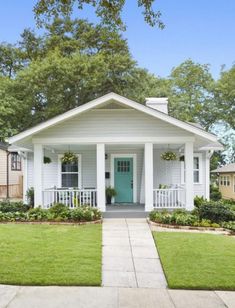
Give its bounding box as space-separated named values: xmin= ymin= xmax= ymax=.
xmin=57 ymin=154 xmax=82 ymax=188
xmin=110 ymin=154 xmax=137 ymax=203
xmin=181 ymin=153 xmax=202 ymax=185
xmin=234 ymin=175 xmax=235 ymax=192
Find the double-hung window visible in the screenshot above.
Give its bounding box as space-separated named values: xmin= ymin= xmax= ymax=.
xmin=59 ymin=155 xmax=81 ymax=188
xmin=220 ymin=175 xmax=230 ymax=186
xmin=11 ymin=153 xmax=21 ymax=171
xmin=181 ymin=154 xmax=202 ymax=184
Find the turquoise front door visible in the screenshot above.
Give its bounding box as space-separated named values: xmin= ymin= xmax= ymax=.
xmin=114 ymin=157 xmax=133 ymax=203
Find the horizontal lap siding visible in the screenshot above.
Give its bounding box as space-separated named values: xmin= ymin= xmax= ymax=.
xmin=28 ymin=150 xmax=97 ymax=190
xmin=36 ymin=110 xmax=192 ymax=139
xmin=153 ymin=150 xmax=181 ymax=188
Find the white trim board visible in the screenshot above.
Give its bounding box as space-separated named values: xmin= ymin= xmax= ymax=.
xmin=9 ymin=92 xmax=219 ymax=144
xmin=110 ymin=154 xmax=137 ymax=203
xmin=32 ymin=136 xmax=195 ymax=145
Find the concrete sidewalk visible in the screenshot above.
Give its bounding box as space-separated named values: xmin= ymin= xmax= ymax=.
xmin=102 ymin=218 xmax=167 ymax=288
xmin=1 ymin=285 xmax=235 ymax=308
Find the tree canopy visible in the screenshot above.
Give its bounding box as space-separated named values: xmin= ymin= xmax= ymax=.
xmin=34 ymin=0 xmax=164 ymax=30
xmin=0 ymin=17 xmax=234 ymax=166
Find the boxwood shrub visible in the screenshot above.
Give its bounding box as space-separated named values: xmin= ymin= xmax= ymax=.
xmin=196 ymin=201 xmax=235 ymax=223
xmin=0 ymin=201 xmax=30 ymax=213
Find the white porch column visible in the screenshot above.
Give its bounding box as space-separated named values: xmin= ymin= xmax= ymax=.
xmin=185 ymin=142 xmax=194 ymax=210
xmin=23 ymin=152 xmax=28 ymax=204
xmin=145 ymin=143 xmax=153 ymax=211
xmin=96 ymin=143 xmax=106 ymax=211
xmin=33 ymin=143 xmax=43 ymax=207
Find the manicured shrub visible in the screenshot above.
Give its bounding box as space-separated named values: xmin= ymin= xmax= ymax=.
xmin=27 ymin=207 xmax=49 ymax=221
xmin=48 ymin=203 xmax=71 ymax=220
xmin=0 ymin=202 xmax=101 ymax=223
xmin=221 ymin=221 xmax=235 ymax=232
xmin=194 ymin=196 xmax=205 ymax=207
xmin=173 ymin=213 xmax=198 ymax=226
xmin=0 ymin=201 xmax=29 ymax=213
xmin=210 ymin=185 xmax=222 ymax=201
xmin=197 ymin=201 xmax=235 ymax=223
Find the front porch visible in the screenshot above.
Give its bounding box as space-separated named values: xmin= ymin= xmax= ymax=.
xmin=31 ymin=141 xmax=194 ymax=212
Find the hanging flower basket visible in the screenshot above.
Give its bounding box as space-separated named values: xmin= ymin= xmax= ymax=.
xmin=161 ymin=151 xmax=178 ymax=161
xmin=61 ymin=151 xmax=77 ymax=164
xmin=43 ymin=156 xmax=52 ymax=164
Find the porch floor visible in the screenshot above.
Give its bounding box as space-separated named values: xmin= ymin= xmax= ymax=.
xmin=104 ymin=204 xmax=148 ymax=219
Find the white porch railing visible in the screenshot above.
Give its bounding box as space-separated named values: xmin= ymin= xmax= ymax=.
xmin=42 ymin=188 xmax=97 ymax=209
xmin=153 ymin=187 xmax=185 ymax=209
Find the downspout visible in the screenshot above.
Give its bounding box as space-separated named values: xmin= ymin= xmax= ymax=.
xmin=6 ymin=151 xmax=10 ymax=199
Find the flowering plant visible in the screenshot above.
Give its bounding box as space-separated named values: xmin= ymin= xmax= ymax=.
xmin=61 ymin=151 xmax=77 ymax=163
xmin=161 ymin=151 xmax=177 ymax=161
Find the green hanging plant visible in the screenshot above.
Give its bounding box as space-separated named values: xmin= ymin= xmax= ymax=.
xmin=43 ymin=156 xmax=52 ymax=164
xmin=61 ymin=151 xmax=77 ymax=164
xmin=161 ymin=151 xmax=177 ymax=161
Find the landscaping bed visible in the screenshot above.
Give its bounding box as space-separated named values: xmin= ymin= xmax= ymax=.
xmin=149 ymin=199 xmax=235 ymax=234
xmin=0 ymin=223 xmax=102 ymax=286
xmin=153 ymin=232 xmax=235 ymax=290
xmin=0 ymin=201 xmax=102 ymax=223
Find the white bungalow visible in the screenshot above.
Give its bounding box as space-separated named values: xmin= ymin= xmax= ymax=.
xmin=8 ymin=93 xmax=223 ymax=212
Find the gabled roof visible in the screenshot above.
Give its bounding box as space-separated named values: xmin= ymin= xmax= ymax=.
xmin=211 ymin=163 xmax=235 ymax=173
xmin=9 ymin=92 xmax=220 ymax=144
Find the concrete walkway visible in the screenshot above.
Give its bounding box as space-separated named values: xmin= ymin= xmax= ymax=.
xmin=102 ymin=218 xmax=167 ymax=288
xmin=1 ymin=285 xmax=235 ymax=308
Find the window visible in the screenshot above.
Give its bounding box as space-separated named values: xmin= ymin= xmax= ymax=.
xmin=181 ymin=154 xmax=202 ymax=184
xmin=117 ymin=160 xmax=130 ymax=172
xmin=11 ymin=153 xmax=21 ymax=171
xmin=220 ymin=175 xmax=230 ymax=186
xmin=59 ymin=155 xmax=80 ymax=188
xmin=193 ymin=157 xmax=200 ymax=183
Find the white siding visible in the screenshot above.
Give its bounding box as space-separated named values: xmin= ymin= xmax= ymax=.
xmin=36 ymin=109 xmax=192 ymax=139
xmin=153 ymin=150 xmax=181 ymax=188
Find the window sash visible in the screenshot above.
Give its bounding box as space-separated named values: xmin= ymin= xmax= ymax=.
xmin=59 ymin=155 xmax=80 ymax=188
xmin=11 ymin=153 xmax=21 ymax=171
xmin=181 ymin=154 xmax=201 ymax=184
xmin=220 ymin=175 xmax=231 ymax=186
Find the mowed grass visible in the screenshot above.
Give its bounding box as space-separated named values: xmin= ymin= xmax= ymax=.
xmin=0 ymin=224 xmax=102 ymax=286
xmin=153 ymin=232 xmax=235 ymax=290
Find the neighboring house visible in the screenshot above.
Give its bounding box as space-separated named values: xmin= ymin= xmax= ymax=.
xmin=0 ymin=142 xmax=23 ymax=199
xmin=8 ymin=93 xmax=223 ymax=211
xmin=211 ymin=163 xmax=235 ymax=200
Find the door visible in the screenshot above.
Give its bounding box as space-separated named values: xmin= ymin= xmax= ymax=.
xmin=114 ymin=157 xmax=133 ymax=203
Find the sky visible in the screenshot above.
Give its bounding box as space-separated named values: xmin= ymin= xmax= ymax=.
xmin=0 ymin=0 xmax=234 ymax=79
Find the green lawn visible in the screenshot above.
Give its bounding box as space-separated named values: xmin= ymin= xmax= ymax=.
xmin=0 ymin=224 xmax=102 ymax=286
xmin=153 ymin=232 xmax=235 ymax=290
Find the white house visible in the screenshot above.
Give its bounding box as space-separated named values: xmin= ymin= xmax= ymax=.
xmin=8 ymin=93 xmax=223 ymax=212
